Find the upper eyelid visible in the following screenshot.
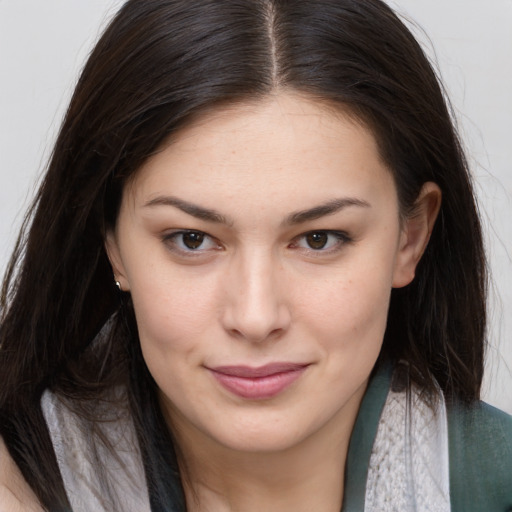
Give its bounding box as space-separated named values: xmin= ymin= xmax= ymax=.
xmin=293 ymin=229 xmax=351 ymax=241
xmin=163 ymin=228 xmax=212 ymax=239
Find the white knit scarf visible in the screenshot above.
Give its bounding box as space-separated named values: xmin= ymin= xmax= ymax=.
xmin=365 ymin=383 xmax=451 ymax=511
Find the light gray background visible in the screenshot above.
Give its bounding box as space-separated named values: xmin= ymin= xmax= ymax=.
xmin=1 ymin=1 xmax=511 ymax=412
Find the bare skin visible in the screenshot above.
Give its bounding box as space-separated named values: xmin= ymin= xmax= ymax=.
xmin=107 ymin=92 xmax=441 ymax=511
xmin=0 ymin=437 xmax=44 ymax=512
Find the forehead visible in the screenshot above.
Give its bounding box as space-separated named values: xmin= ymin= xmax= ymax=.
xmin=127 ymin=93 xmax=395 ymax=211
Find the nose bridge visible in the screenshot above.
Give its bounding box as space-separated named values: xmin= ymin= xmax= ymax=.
xmin=222 ymin=246 xmax=289 ymax=342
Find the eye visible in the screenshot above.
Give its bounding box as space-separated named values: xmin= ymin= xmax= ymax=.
xmin=292 ymin=230 xmax=351 ymax=252
xmin=305 ymin=232 xmax=330 ymax=250
xmin=163 ymin=230 xmax=220 ymax=252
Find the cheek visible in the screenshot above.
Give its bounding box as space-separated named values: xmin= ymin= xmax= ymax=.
xmin=312 ymin=282 xmax=391 ymax=358
xmin=310 ymin=276 xmax=391 ymax=397
xmin=128 ymin=267 xmax=219 ymax=358
xmin=129 ymin=276 xmax=218 ymax=404
xmin=304 ymin=256 xmax=394 ymax=327
xmin=298 ymin=249 xmax=396 ymax=372
xmin=346 ymin=269 xmax=393 ymax=332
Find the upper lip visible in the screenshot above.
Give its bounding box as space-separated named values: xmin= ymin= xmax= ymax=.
xmin=208 ymin=363 xmax=309 ymax=378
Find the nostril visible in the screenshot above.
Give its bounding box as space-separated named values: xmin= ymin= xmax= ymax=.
xmin=222 ymin=305 xmax=291 ymax=343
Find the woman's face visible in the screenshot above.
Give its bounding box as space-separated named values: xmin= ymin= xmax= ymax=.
xmin=107 ymin=93 xmax=435 ymax=454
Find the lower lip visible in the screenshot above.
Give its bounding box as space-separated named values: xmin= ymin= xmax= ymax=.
xmin=209 ymin=367 xmax=308 ymax=400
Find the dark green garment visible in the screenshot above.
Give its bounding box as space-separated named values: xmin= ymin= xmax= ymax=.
xmin=342 ymin=365 xmax=512 ymax=511
xmin=342 ymin=364 xmax=392 ymax=511
xmin=447 ymin=400 xmax=512 ymax=511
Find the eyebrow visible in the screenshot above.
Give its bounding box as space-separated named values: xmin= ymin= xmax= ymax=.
xmin=143 ymin=196 xmax=231 ymax=224
xmin=143 ymin=195 xmax=370 ymax=226
xmin=284 ymin=197 xmax=371 ymax=225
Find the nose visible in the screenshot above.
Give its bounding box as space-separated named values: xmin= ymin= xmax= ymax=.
xmin=221 ymin=250 xmax=291 ymax=343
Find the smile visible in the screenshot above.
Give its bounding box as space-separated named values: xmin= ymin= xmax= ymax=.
xmin=207 ymin=363 xmax=309 ymax=400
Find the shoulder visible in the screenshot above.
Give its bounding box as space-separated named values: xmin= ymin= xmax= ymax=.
xmin=0 ymin=436 xmax=45 ymax=512
xmin=447 ymin=399 xmax=512 ymax=511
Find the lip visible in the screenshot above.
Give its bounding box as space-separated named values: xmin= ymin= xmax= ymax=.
xmin=207 ymin=363 xmax=309 ymax=400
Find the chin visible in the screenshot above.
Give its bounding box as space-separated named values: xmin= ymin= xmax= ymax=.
xmin=201 ymin=407 xmax=330 ymax=455
xmin=214 ymin=428 xmax=309 ymax=454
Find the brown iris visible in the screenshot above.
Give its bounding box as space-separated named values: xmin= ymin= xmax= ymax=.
xmin=306 ymin=232 xmax=328 ymax=249
xmin=182 ymin=232 xmax=205 ymax=249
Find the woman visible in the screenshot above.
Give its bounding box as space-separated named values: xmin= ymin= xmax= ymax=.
xmin=0 ymin=0 xmax=511 ymax=511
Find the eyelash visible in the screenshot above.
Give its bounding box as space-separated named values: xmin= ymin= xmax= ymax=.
xmin=161 ymin=229 xmax=353 ymax=256
xmin=289 ymin=230 xmax=353 ymax=254
xmin=161 ymin=230 xmax=222 ymax=256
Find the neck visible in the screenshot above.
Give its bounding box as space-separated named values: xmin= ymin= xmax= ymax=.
xmin=168 ymin=385 xmax=366 ymax=512
xmin=180 ymin=433 xmax=348 ymax=512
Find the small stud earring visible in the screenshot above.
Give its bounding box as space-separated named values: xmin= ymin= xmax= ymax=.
xmin=115 ymin=279 xmax=122 ymax=291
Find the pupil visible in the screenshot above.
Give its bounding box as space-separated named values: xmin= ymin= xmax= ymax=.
xmin=307 ymin=232 xmax=328 ymax=249
xmin=183 ymin=232 xmax=204 ymax=249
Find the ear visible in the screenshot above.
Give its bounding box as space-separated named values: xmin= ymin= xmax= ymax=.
xmin=392 ymin=182 xmax=442 ymax=288
xmin=104 ymin=229 xmax=130 ymax=292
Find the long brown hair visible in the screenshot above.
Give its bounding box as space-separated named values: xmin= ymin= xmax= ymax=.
xmin=0 ymin=0 xmax=486 ymax=509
